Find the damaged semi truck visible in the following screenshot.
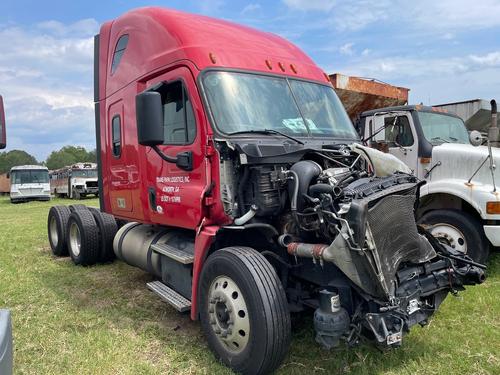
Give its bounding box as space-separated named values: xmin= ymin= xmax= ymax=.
xmin=47 ymin=8 xmax=486 ymax=375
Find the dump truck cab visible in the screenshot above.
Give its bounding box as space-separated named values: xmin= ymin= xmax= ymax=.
xmin=358 ymin=105 xmax=499 ymax=262
xmin=45 ymin=7 xmax=486 ymax=375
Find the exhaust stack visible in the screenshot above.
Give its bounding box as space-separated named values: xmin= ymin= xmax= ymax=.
xmin=489 ymin=99 xmax=498 ymax=143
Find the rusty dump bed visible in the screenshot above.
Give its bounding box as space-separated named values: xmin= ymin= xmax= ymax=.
xmin=330 ymin=73 xmax=409 ymax=120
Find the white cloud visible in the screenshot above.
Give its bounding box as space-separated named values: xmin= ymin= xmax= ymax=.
xmin=361 ymin=48 xmax=371 ymax=56
xmin=0 ymin=20 xmax=98 ymax=160
xmin=282 ymin=0 xmax=500 ymax=34
xmin=412 ymin=0 xmax=500 ymax=31
xmin=470 ymin=51 xmax=500 ymax=67
xmin=282 ymin=0 xmax=336 ymax=12
xmin=241 ymin=3 xmax=261 ymax=15
xmin=339 ymin=42 xmax=354 ymax=56
xmin=36 ymin=19 xmax=99 ymax=37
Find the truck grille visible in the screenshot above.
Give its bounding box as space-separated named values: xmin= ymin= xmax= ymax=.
xmin=86 ymin=181 xmax=98 ymax=188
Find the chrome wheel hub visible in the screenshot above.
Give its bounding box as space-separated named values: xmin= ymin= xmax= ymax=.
xmin=69 ymin=222 xmax=81 ymax=257
xmin=49 ymin=217 xmax=58 ymax=247
xmin=430 ymin=223 xmax=467 ymax=254
xmin=208 ymin=276 xmax=250 ymax=353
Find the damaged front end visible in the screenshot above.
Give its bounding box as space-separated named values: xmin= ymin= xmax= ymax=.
xmin=218 ymin=139 xmax=486 ymax=350
xmin=281 ymin=149 xmax=486 ymax=348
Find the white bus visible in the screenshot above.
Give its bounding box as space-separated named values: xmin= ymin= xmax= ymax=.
xmin=9 ymin=165 xmax=50 ymax=203
xmin=50 ymin=162 xmax=99 ymax=199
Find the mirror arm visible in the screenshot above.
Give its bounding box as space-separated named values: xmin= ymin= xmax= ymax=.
xmin=152 ymin=145 xmax=178 ymax=164
xmin=151 ymin=146 xmax=193 ymax=171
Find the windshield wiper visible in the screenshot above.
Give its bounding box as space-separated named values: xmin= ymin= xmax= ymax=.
xmin=227 ymin=129 xmax=304 ymax=145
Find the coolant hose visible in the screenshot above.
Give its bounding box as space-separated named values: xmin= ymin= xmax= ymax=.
xmin=288 ymin=160 xmax=322 ymax=212
xmin=234 ymin=204 xmax=258 ymax=226
xmin=288 ymin=170 xmax=299 ymax=213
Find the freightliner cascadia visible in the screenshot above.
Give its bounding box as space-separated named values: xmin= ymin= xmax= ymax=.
xmin=47 ymin=8 xmax=486 ymax=375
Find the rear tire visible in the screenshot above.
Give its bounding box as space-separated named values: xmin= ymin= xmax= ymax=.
xmin=66 ymin=209 xmax=100 ymax=265
xmin=88 ymin=207 xmax=118 ymax=262
xmin=419 ymin=209 xmax=489 ymax=263
xmin=199 ymin=247 xmax=291 ymax=375
xmin=69 ymin=204 xmax=88 ymax=212
xmin=47 ymin=206 xmax=71 ymax=256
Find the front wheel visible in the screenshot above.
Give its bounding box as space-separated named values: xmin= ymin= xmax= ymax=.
xmin=72 ymin=189 xmax=81 ymax=200
xmin=199 ymin=247 xmax=291 ymax=375
xmin=419 ymin=209 xmax=489 ymax=263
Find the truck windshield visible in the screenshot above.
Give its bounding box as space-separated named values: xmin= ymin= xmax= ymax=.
xmin=11 ymin=170 xmax=49 ymax=184
xmin=202 ymin=71 xmax=358 ymax=140
xmin=72 ymin=170 xmax=97 ymax=178
xmin=418 ymin=112 xmax=470 ymax=145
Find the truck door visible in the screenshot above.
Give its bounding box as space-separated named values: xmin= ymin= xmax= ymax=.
xmin=142 ymin=67 xmax=208 ymax=229
xmin=370 ymin=114 xmax=418 ymax=173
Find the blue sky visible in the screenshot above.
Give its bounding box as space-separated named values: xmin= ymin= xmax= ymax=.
xmin=1 ymin=0 xmax=499 ymax=160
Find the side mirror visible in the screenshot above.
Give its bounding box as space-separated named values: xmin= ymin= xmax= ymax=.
xmin=0 ymin=95 xmax=6 ymax=149
xmin=469 ymin=130 xmax=483 ymax=147
xmin=6 ymin=172 xmax=10 ymax=179
xmin=136 ymin=91 xmax=164 ymax=146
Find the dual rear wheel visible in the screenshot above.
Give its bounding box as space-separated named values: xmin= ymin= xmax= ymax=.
xmin=47 ymin=205 xmax=117 ymax=265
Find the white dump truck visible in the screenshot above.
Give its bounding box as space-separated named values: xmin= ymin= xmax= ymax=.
xmin=331 ymin=74 xmax=498 ymax=263
xmin=356 ymin=103 xmax=498 ymax=263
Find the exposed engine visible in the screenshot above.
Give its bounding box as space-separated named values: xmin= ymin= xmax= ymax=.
xmin=218 ymin=141 xmax=485 ymax=349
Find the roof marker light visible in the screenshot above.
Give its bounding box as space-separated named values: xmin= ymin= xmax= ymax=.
xmin=290 ymin=64 xmax=297 ymax=73
xmin=209 ymin=52 xmax=217 ymax=64
xmin=265 ymin=59 xmax=273 ymax=70
xmin=278 ymin=62 xmax=285 ymax=72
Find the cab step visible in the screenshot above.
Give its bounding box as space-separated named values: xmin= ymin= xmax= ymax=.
xmin=146 ymin=281 xmax=191 ymax=312
xmin=151 ymin=243 xmax=194 ymax=264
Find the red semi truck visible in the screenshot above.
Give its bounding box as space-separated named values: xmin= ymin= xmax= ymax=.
xmin=46 ymin=8 xmax=485 ymax=375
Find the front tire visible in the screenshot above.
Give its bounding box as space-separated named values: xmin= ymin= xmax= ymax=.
xmin=72 ymin=189 xmax=81 ymax=200
xmin=199 ymin=247 xmax=291 ymax=375
xmin=419 ymin=209 xmax=489 ymax=263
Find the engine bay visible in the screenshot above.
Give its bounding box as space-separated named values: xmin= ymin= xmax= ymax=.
xmin=216 ymin=140 xmax=486 ymax=348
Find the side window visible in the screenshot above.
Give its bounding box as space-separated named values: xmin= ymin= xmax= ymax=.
xmin=383 ymin=116 xmax=414 ymax=147
xmin=112 ymin=115 xmax=122 ymax=157
xmin=111 ymin=35 xmax=129 ymax=74
xmin=156 ymin=81 xmax=196 ymax=144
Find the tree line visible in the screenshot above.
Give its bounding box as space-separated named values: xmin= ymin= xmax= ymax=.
xmin=0 ymin=146 xmax=96 ymax=174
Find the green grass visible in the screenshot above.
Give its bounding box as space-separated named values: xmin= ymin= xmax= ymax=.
xmin=0 ymin=196 xmax=498 ymax=375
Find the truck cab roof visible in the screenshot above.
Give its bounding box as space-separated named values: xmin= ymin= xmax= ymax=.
xmin=359 ymin=104 xmax=462 ymax=119
xmin=98 ymin=7 xmax=328 ymax=101
xmin=10 ymin=165 xmax=47 ymax=171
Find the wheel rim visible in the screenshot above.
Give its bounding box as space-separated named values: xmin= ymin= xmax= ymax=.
xmin=49 ymin=216 xmax=58 ymax=247
xmin=208 ymin=275 xmax=250 ymax=353
xmin=69 ymin=222 xmax=82 ymax=257
xmin=430 ymin=223 xmax=467 ymax=254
